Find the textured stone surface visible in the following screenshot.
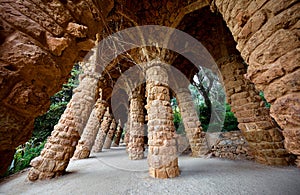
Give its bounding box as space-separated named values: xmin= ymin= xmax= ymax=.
xmin=219 ymin=55 xmax=290 ymax=166
xmin=73 ymin=99 xmax=108 ymax=159
xmin=92 ymin=109 xmax=112 ymax=153
xmin=112 ymin=120 xmax=123 ymax=147
xmin=145 ymin=64 xmax=180 ymax=178
xmin=0 ymin=0 xmax=299 ymax=178
xmin=209 ymin=131 xmax=254 ymax=160
xmin=103 ymin=119 xmax=117 ymax=149
xmin=0 ymin=0 xmax=115 ymax=176
xmin=28 ymin=73 xmax=99 ymax=181
xmin=176 ymin=87 xmax=209 ymax=157
xmin=127 ymin=86 xmax=145 ymax=160
xmin=214 ymin=0 xmax=300 ymax=166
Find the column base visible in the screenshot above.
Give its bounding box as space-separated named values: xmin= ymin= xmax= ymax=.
xmin=148 ymin=159 xmax=180 ymax=178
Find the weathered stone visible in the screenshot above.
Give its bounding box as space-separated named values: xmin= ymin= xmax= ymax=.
xmin=92 ymin=109 xmax=112 ymax=153
xmin=73 ymin=98 xmax=108 ymax=159
xmin=219 ymin=55 xmax=290 ymax=165
xmin=145 ymin=63 xmax=180 ymax=179
xmin=127 ymin=86 xmax=145 ymax=160
xmin=112 ymin=120 xmax=123 ymax=147
xmin=103 ymin=119 xmax=117 ymax=149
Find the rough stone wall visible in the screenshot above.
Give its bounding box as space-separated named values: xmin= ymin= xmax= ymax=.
xmin=27 ymin=73 xmax=99 ymax=181
xmin=127 ymin=86 xmax=145 ymax=160
xmin=219 ymin=55 xmax=290 ymax=165
xmin=112 ymin=120 xmax=123 ymax=147
xmin=145 ymin=64 xmax=180 ymax=178
xmin=103 ymin=119 xmax=117 ymax=149
xmin=213 ymin=0 xmax=300 ymax=166
xmin=209 ymin=131 xmax=254 ymax=160
xmin=176 ymin=88 xmax=209 ymax=157
xmin=92 ymin=109 xmax=112 ymax=153
xmin=0 ymin=0 xmax=114 ymax=175
xmin=73 ymin=99 xmax=108 ymax=159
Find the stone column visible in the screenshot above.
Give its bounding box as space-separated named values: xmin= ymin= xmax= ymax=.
xmin=73 ymin=99 xmax=108 ymax=159
xmin=112 ymin=120 xmax=123 ymax=147
xmin=127 ymin=86 xmax=145 ymax=160
xmin=176 ymin=87 xmax=209 ymax=157
xmin=145 ymin=63 xmax=180 ymax=178
xmin=213 ymin=0 xmax=300 ymax=167
xmin=103 ymin=119 xmax=117 ymax=149
xmin=219 ymin=55 xmax=289 ymax=165
xmin=28 ymin=74 xmax=99 ymax=181
xmin=124 ymin=110 xmax=131 ymax=152
xmin=92 ymin=109 xmax=112 ymax=152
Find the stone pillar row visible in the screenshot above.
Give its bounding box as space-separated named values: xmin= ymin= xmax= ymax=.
xmin=127 ymin=86 xmax=145 ymax=160
xmin=28 ymin=75 xmax=99 ymax=181
xmin=73 ymin=99 xmax=108 ymax=159
xmin=219 ymin=56 xmax=290 ymax=165
xmin=103 ymin=119 xmax=117 ymax=149
xmin=176 ymin=88 xmax=209 ymax=157
xmin=92 ymin=109 xmax=113 ymax=152
xmin=145 ymin=64 xmax=180 ymax=178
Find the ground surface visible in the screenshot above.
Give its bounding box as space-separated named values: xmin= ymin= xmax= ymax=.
xmin=1 ymin=146 xmax=300 ymax=195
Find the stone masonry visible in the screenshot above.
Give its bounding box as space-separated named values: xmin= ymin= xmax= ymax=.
xmin=145 ymin=63 xmax=180 ymax=178
xmin=219 ymin=55 xmax=290 ymax=165
xmin=92 ymin=109 xmax=112 ymax=153
xmin=176 ymin=87 xmax=209 ymax=157
xmin=73 ymin=99 xmax=108 ymax=159
xmin=103 ymin=119 xmax=117 ymax=149
xmin=213 ymin=0 xmax=300 ymax=166
xmin=127 ymin=86 xmax=145 ymax=160
xmin=112 ymin=120 xmax=123 ymax=147
xmin=28 ymin=74 xmax=99 ymax=181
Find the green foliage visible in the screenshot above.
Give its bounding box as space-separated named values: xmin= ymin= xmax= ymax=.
xmin=259 ymin=91 xmax=271 ymax=108
xmin=222 ymin=104 xmax=238 ymax=132
xmin=197 ymin=103 xmax=210 ymax=132
xmin=171 ymin=98 xmax=185 ymax=134
xmin=5 ymin=139 xmax=46 ymax=176
xmin=33 ymin=63 xmax=81 ymax=141
xmin=172 ymin=100 xmax=238 ymax=133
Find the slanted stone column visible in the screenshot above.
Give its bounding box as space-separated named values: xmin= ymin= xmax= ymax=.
xmin=112 ymin=120 xmax=123 ymax=147
xmin=73 ymin=99 xmax=108 ymax=159
xmin=127 ymin=86 xmax=145 ymax=160
xmin=176 ymin=87 xmax=209 ymax=157
xmin=145 ymin=63 xmax=180 ymax=178
xmin=28 ymin=74 xmax=99 ymax=181
xmin=103 ymin=119 xmax=117 ymax=149
xmin=92 ymin=109 xmax=112 ymax=152
xmin=124 ymin=110 xmax=131 ymax=152
xmin=219 ymin=55 xmax=290 ymax=165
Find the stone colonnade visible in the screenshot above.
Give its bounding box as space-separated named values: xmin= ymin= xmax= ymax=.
xmin=73 ymin=99 xmax=108 ymax=159
xmin=92 ymin=109 xmax=113 ymax=153
xmin=103 ymin=119 xmax=117 ymax=149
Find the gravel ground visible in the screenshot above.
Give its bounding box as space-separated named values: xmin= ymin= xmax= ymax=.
xmin=1 ymin=146 xmax=300 ymax=195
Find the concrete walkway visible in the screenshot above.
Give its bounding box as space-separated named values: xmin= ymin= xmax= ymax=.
xmin=1 ymin=146 xmax=300 ymax=195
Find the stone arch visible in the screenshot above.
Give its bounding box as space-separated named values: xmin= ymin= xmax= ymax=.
xmin=212 ymin=0 xmax=300 ymax=165
xmin=0 ymin=0 xmax=298 ymax=178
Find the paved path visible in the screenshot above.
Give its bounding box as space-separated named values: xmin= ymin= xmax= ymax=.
xmin=1 ymin=147 xmax=300 ymax=195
